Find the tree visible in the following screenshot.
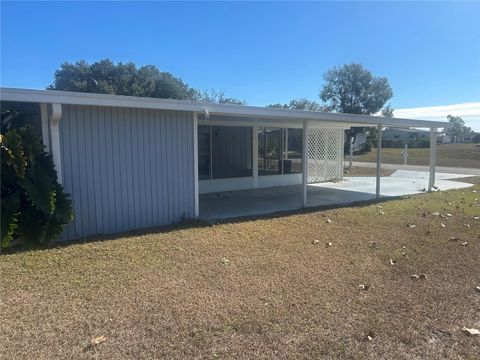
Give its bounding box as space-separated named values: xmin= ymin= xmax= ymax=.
xmin=320 ymin=63 xmax=393 ymax=151
xmin=381 ymin=104 xmax=394 ymax=118
xmin=267 ymin=98 xmax=324 ymax=111
xmin=320 ymin=63 xmax=393 ymax=115
xmin=447 ymin=115 xmax=473 ymax=141
xmin=198 ymin=89 xmax=246 ymax=105
xmin=1 ymin=110 xmax=74 ymax=249
xmin=48 ymin=59 xmax=245 ymax=104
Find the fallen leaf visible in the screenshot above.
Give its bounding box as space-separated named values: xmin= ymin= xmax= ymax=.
xmin=326 ymin=219 xmax=332 ymax=224
xmin=441 ymin=223 xmax=446 ymax=228
xmin=326 ymin=242 xmax=333 ymax=247
xmin=91 ymin=335 xmax=107 ymax=346
xmin=401 ymin=252 xmax=408 ymax=257
xmin=370 ymin=242 xmax=377 ymax=248
xmin=379 ymin=211 xmax=385 ymax=215
xmin=475 ymin=286 xmax=480 ymax=293
xmin=389 ymin=259 xmax=397 ymax=266
xmin=312 ymin=239 xmax=319 ymax=245
xmin=464 ymin=224 xmax=470 ymax=228
xmin=446 ymin=213 xmax=453 ymax=217
xmin=462 ymin=327 xmax=480 ymax=336
xmin=376 ymin=205 xmax=383 ymax=209
xmin=474 ymin=216 xmax=479 ymax=220
xmin=407 ymin=224 xmax=416 ymax=228
xmin=411 ymin=274 xmax=420 ymax=280
xmin=358 ymin=284 xmax=370 ymax=291
xmin=220 ymin=258 xmax=231 ymax=266
xmin=432 ymin=212 xmax=440 ymax=216
xmin=460 ymin=242 xmax=468 ymax=246
xmin=449 ymin=236 xmax=459 ymax=241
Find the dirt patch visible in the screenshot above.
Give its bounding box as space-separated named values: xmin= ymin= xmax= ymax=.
xmin=1 ymin=186 xmax=479 ymax=359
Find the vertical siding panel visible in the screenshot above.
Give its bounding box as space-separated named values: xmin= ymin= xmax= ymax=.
xmin=131 ymin=108 xmax=140 ymax=227
xmin=112 ymin=107 xmax=122 ymax=231
xmin=160 ymin=110 xmax=168 ymax=224
xmin=148 ymin=109 xmax=158 ymax=225
xmin=122 ymin=108 xmax=130 ymax=231
xmin=144 ymin=109 xmax=153 ymax=227
xmin=169 ymin=112 xmax=177 ymax=222
xmin=91 ymin=107 xmax=103 ymax=234
xmin=76 ymin=105 xmax=90 ymax=238
xmin=60 ymin=106 xmax=195 ymax=241
xmin=72 ymin=106 xmax=87 ymax=237
xmin=99 ymin=107 xmax=109 ymax=233
xmin=128 ymin=108 xmax=136 ymax=230
xmin=60 ymin=105 xmax=72 ymax=240
xmin=105 ymin=107 xmax=116 ymax=233
xmin=154 ymin=109 xmax=163 ymax=224
xmin=84 ymin=106 xmax=98 ymax=235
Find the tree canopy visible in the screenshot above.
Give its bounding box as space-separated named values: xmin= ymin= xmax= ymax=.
xmin=447 ymin=115 xmax=473 ymax=139
xmin=319 ymin=63 xmax=393 ymax=115
xmin=48 ymin=59 xmax=245 ymax=104
xmin=267 ymin=98 xmax=324 ymax=111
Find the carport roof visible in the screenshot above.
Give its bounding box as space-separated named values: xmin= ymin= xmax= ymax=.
xmin=0 ymin=87 xmax=451 ymax=129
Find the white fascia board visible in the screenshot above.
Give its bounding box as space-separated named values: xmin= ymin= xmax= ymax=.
xmin=0 ymin=87 xmax=452 ymax=129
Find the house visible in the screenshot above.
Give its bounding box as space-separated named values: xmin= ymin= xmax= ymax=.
xmin=0 ymin=88 xmax=450 ymax=241
xmin=382 ymin=128 xmax=429 ymax=142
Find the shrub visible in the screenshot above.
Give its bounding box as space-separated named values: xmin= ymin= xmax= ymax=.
xmin=1 ymin=110 xmax=74 ymax=249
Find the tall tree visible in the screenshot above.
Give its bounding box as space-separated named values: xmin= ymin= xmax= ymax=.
xmin=320 ymin=63 xmax=393 ymax=148
xmin=447 ymin=115 xmax=473 ymax=141
xmin=48 ymin=59 xmax=244 ymax=104
xmin=320 ymin=63 xmax=393 ymax=115
xmin=267 ymin=98 xmax=324 ymax=111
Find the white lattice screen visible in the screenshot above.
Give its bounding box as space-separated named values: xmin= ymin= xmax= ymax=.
xmin=307 ymin=128 xmax=343 ymax=184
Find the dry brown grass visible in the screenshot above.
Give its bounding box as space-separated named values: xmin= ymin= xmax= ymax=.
xmin=1 ymin=186 xmax=480 ymax=359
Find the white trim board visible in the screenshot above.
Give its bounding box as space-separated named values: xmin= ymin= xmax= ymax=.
xmin=1 ymin=87 xmax=452 ymax=129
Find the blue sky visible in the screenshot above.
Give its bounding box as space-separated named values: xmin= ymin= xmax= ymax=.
xmin=1 ymin=1 xmax=479 ymax=128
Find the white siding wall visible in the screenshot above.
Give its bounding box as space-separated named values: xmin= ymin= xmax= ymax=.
xmin=59 ymin=105 xmax=195 ymax=241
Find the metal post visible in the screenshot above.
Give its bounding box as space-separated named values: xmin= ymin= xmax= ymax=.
xmin=428 ymin=127 xmax=437 ymax=192
xmin=349 ymin=136 xmax=354 ymax=169
xmin=375 ymin=125 xmax=382 ymax=199
xmin=252 ymin=126 xmax=258 ymax=188
xmin=302 ymin=121 xmax=309 ymax=208
xmin=403 ymin=143 xmax=408 ymax=165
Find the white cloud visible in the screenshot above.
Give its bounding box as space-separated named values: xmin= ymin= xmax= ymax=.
xmin=393 ymin=102 xmax=480 ymax=132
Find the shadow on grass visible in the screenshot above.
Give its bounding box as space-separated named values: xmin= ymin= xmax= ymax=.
xmin=2 ymin=192 xmax=417 ymax=255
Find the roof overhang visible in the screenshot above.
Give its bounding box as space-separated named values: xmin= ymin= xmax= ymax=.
xmin=0 ymin=87 xmax=452 ymax=129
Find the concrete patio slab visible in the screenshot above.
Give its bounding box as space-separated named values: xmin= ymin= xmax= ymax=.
xmin=199 ymin=171 xmax=474 ymax=221
xmin=389 ymin=169 xmax=475 ymax=180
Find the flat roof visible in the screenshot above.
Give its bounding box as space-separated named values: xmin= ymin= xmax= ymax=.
xmin=0 ymin=87 xmax=451 ymax=129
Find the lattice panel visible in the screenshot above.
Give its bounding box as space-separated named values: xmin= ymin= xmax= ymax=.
xmin=307 ymin=128 xmax=343 ymax=183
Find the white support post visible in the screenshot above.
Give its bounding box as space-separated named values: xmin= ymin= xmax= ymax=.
xmin=375 ymin=125 xmax=382 ymax=199
xmin=252 ymin=126 xmax=258 ymax=188
xmin=403 ymin=144 xmax=408 ymax=165
xmin=193 ymin=112 xmax=199 ymax=217
xmin=349 ymin=136 xmax=354 ymax=169
xmin=428 ymin=127 xmax=437 ymax=192
xmin=40 ymin=103 xmax=50 ymax=152
xmin=302 ymin=120 xmax=309 ymax=208
xmin=49 ymin=103 xmax=63 ymax=184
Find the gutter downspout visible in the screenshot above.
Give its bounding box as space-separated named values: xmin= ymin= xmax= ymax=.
xmin=49 ymin=103 xmax=63 ymax=184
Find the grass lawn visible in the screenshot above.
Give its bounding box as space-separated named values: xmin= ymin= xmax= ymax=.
xmin=353 ymin=143 xmax=480 ymax=168
xmin=1 ymin=185 xmax=480 ymax=359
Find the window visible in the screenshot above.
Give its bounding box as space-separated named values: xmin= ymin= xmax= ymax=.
xmin=258 ymin=127 xmax=302 ymax=175
xmin=198 ymin=125 xmax=253 ymax=180
xmin=198 ymin=125 xmax=211 ymax=180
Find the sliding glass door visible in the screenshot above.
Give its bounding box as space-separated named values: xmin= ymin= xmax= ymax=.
xmin=198 ymin=125 xmax=252 ymax=180
xmin=258 ymin=127 xmax=302 ymax=175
